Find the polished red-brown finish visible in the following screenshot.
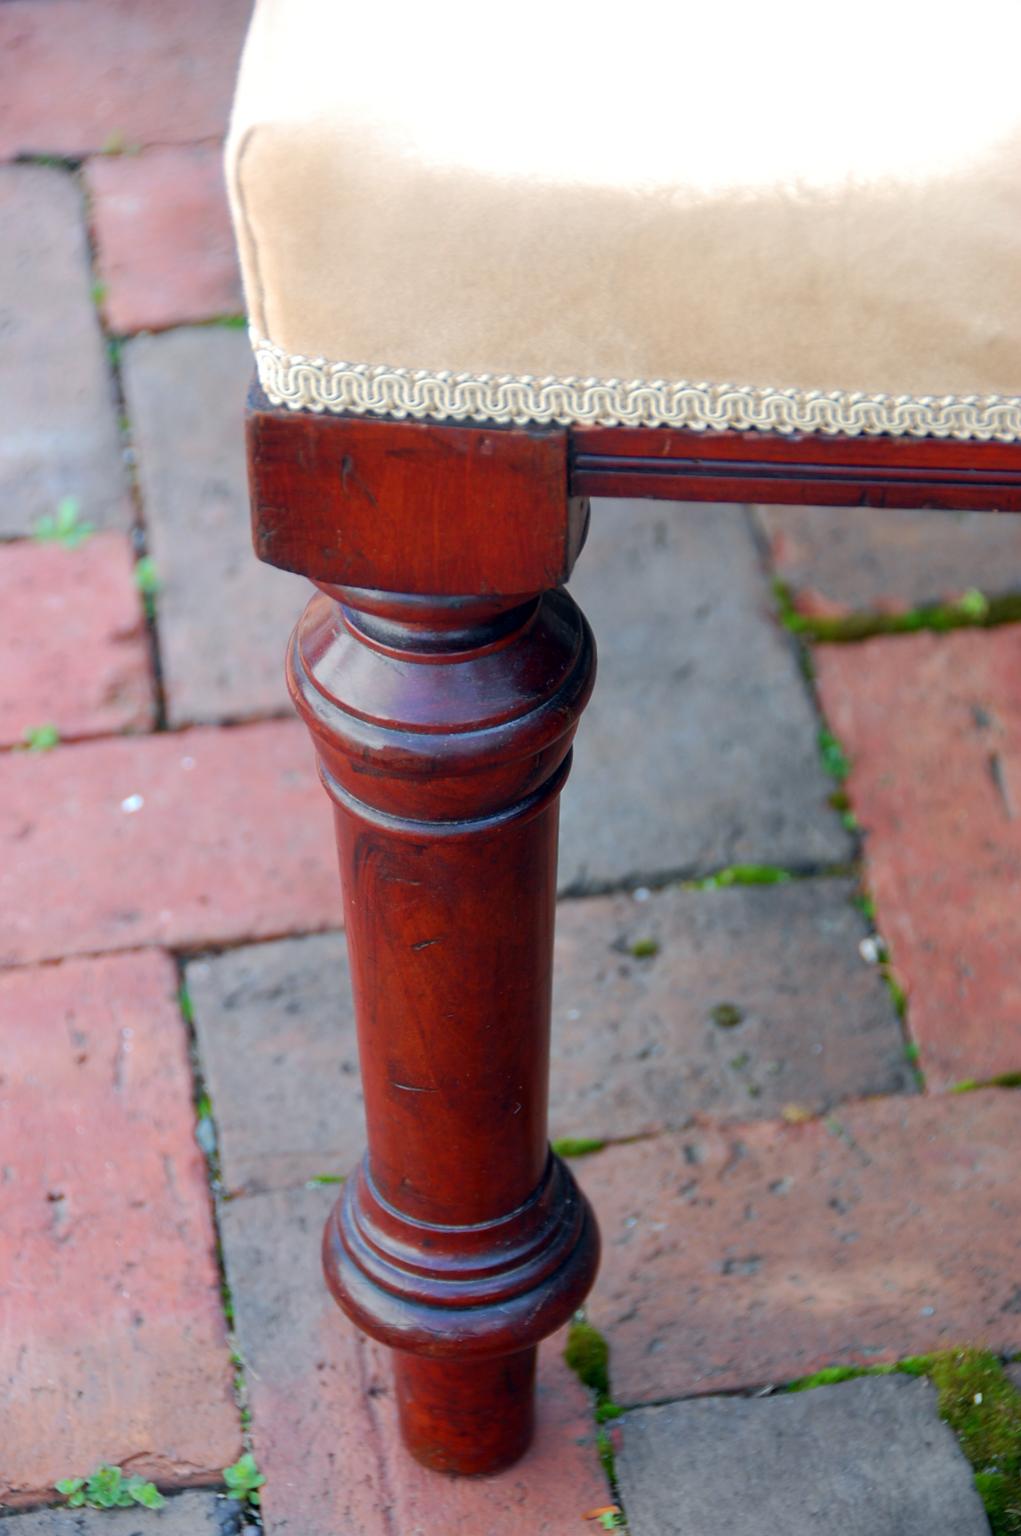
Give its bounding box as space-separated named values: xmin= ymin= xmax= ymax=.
xmin=282 ymin=571 xmax=598 ymax=1473
xmin=247 ymin=388 xmax=589 ymax=592
xmin=248 ymin=400 xmax=1021 ymax=1475
xmin=572 ymin=425 xmax=1021 ymax=511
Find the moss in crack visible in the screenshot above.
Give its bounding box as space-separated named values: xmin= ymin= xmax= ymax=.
xmin=551 ymin=1137 xmax=606 ymax=1160
xmin=951 ymin=1072 xmax=1021 ymax=1094
xmin=689 ymin=863 xmax=795 ymax=891
xmin=775 ymin=580 xmax=1021 ymax=643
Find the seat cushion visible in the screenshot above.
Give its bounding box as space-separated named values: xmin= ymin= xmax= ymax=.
xmin=226 ymin=0 xmax=1021 ymax=438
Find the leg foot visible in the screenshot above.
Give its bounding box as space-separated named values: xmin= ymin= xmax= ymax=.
xmin=394 ymin=1349 xmax=536 ymax=1475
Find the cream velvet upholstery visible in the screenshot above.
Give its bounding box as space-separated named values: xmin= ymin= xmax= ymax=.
xmin=226 ymin=0 xmax=1021 ymax=438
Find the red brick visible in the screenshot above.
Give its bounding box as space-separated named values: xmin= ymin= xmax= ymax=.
xmin=0 ymin=951 xmax=240 ymax=1505
xmin=577 ymin=1090 xmax=1021 ymax=1405
xmin=87 ymin=147 xmax=242 ymax=333
xmin=0 ymin=534 xmax=154 ymax=747
xmin=759 ymin=502 xmax=1021 ymax=617
xmin=0 ymin=1 xmax=251 ymax=159
xmin=221 ymin=1187 xmax=609 ymax=1536
xmin=0 ymin=720 xmax=339 ymax=966
xmin=816 ymin=628 xmax=1021 ymax=1086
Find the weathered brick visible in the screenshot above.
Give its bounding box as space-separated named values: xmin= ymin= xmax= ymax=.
xmin=87 ymin=148 xmax=242 ymax=334
xmin=0 ymin=1 xmax=251 ymax=158
xmin=123 ymin=329 xmax=308 ymax=725
xmin=0 ymin=165 xmax=128 ymax=537
xmin=576 ymin=1090 xmax=1021 ymax=1404
xmin=0 ymin=534 xmax=153 ymax=747
xmin=816 ymin=627 xmax=1021 ymax=1086
xmin=0 ymin=952 xmax=240 ymax=1506
xmin=0 ymin=720 xmax=338 ymax=966
xmin=187 ymin=880 xmax=910 ymax=1197
xmin=560 ymin=500 xmax=850 ymax=890
xmin=760 ymin=502 xmax=1021 ymax=616
xmin=220 ymin=1186 xmax=608 ymax=1536
xmin=550 ymin=878 xmax=911 ymax=1136
xmin=4 ymin=1494 xmax=242 ymax=1536
xmin=186 ymin=935 xmax=362 ymax=1196
xmin=617 ymin=1376 xmax=989 ymax=1536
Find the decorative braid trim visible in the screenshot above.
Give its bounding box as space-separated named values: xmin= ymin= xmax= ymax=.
xmin=253 ymin=335 xmax=1021 ymax=441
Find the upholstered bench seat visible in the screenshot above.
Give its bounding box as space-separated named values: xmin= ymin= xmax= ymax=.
xmin=226 ymin=0 xmax=1021 ymax=438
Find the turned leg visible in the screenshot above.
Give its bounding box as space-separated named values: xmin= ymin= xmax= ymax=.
xmin=287 ymin=584 xmax=597 ymax=1472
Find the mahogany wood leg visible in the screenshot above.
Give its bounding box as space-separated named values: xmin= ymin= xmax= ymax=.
xmin=287 ymin=582 xmax=599 ymax=1474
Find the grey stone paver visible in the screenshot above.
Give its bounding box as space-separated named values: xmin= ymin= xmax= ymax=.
xmin=1 ymin=1493 xmax=242 ymax=1535
xmin=188 ymin=879 xmax=906 ymax=1193
xmin=122 ymin=328 xmax=309 ymax=725
xmin=759 ymin=500 xmax=1021 ymax=611
xmin=550 ymin=878 xmax=911 ymax=1137
xmin=0 ymin=165 xmax=128 ymax=537
xmin=561 ymin=499 xmax=850 ymax=890
xmin=616 ymin=1376 xmax=988 ymax=1536
xmin=187 ymin=934 xmax=362 ymax=1195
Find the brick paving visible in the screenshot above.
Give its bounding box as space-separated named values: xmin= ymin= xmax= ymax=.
xmin=0 ymin=534 xmax=153 ymax=746
xmin=87 ymin=147 xmax=242 ymax=334
xmin=817 ymin=628 xmax=1021 ymax=1087
xmin=0 ymin=166 xmax=129 ymax=537
xmin=4 ymin=9 xmax=1021 ymax=1534
xmin=0 ymin=953 xmax=240 ymax=1506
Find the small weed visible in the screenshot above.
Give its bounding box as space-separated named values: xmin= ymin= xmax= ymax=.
xmin=90 ymin=281 xmax=108 ymax=308
xmin=691 ymin=864 xmax=793 ymax=891
xmin=134 ymin=556 xmax=160 ymax=620
xmin=107 ymin=337 xmax=122 ymax=370
xmin=22 ymin=723 xmax=60 ymax=752
xmin=904 ymin=1041 xmax=921 ymax=1064
xmin=35 ymin=496 xmax=93 ymax=549
xmin=56 ymin=1465 xmax=164 ymax=1511
xmin=952 ymin=1072 xmax=1021 ymax=1094
xmin=223 ymin=1452 xmax=265 ymax=1507
xmin=628 ymin=937 xmax=659 ymax=959
xmin=597 ymin=1510 xmax=626 ymax=1530
xmin=551 ymin=1137 xmax=606 ymax=1159
xmin=818 ymin=727 xmax=851 ymax=783
xmin=221 ymin=1278 xmax=235 ymax=1328
xmin=711 ymin=1002 xmax=743 ymax=1029
xmin=215 ymin=314 xmax=248 ymax=329
xmin=178 ymin=983 xmax=195 ymax=1025
xmin=854 ymin=892 xmax=877 ymax=923
xmin=305 ymin=1172 xmax=345 ymax=1186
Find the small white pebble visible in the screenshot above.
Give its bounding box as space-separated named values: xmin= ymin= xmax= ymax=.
xmin=920 ymin=1305 xmax=935 ymax=1317
xmin=975 ymin=1392 xmax=983 ymax=1404
xmin=181 ymin=756 xmax=196 ymax=770
xmin=566 ymin=1008 xmax=581 ymax=1021
xmin=633 ymin=887 xmax=651 ymax=903
xmin=858 ymin=934 xmax=886 ymax=965
xmin=121 ymin=793 xmax=144 ymax=814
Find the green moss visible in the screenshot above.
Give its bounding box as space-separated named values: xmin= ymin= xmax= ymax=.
xmin=951 ymin=1072 xmax=1021 ymax=1094
xmin=629 ymin=937 xmax=660 ymax=959
xmin=551 ymin=1137 xmax=606 ymax=1159
xmin=775 ymin=584 xmax=1021 ymax=644
xmin=691 ymin=864 xmax=794 ymax=891
xmin=596 ymin=1427 xmax=617 ymax=1483
xmin=787 ymin=1363 xmax=896 ymax=1392
xmin=711 ymin=1002 xmax=744 ymax=1029
xmin=818 ymin=728 xmax=851 ymax=782
xmin=564 ymin=1318 xmax=610 ymax=1399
